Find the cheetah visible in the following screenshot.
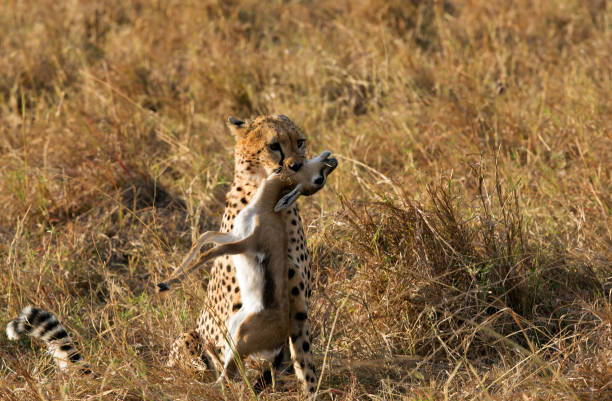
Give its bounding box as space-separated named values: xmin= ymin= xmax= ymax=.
xmin=158 ymin=151 xmax=337 ymax=386
xmin=168 ymin=114 xmax=323 ymax=395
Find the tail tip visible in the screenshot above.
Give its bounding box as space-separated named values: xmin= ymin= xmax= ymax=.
xmin=6 ymin=321 xmax=21 ymax=341
xmin=22 ymin=305 xmax=35 ymax=315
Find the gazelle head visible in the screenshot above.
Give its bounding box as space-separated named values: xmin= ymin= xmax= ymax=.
xmin=274 ymin=150 xmax=338 ymax=212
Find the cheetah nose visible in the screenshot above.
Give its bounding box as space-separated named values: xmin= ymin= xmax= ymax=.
xmin=289 ymin=162 xmax=303 ymax=172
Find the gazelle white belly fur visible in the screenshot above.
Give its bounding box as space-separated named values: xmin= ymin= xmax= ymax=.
xmin=224 ymin=203 xmax=277 ymax=357
xmin=227 ymin=204 xmax=265 ymax=340
xmin=230 ymin=204 xmax=265 ymax=313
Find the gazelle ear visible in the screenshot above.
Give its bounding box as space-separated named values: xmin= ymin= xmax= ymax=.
xmin=274 ymin=184 xmax=303 ymax=212
xmin=226 ymin=116 xmax=248 ymax=138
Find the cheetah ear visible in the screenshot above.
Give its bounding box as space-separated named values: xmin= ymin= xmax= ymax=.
xmin=227 ymin=116 xmax=248 ymax=138
xmin=274 ymin=184 xmax=303 ymax=212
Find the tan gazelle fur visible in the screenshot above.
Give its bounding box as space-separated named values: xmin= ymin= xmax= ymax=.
xmin=157 ymin=150 xmax=337 ymax=383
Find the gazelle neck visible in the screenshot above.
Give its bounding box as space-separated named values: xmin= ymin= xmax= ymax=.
xmin=250 ymin=175 xmax=292 ymax=212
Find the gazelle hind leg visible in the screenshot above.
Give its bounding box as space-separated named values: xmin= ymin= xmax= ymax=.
xmin=217 ymin=309 xmax=288 ymax=384
xmin=215 ymin=308 xmax=249 ymax=383
xmin=181 ymin=231 xmax=239 ymax=270
xmin=158 ymin=236 xmax=251 ymax=291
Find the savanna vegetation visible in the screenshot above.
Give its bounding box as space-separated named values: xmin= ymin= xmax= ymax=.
xmin=1 ymin=1 xmax=610 ymax=400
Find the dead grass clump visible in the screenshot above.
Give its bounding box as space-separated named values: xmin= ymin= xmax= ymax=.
xmin=121 ymin=177 xmax=187 ymax=213
xmin=65 ymin=173 xmax=213 ymax=299
xmin=340 ymin=164 xmax=604 ymax=359
xmin=306 ymin=158 xmax=610 ymax=398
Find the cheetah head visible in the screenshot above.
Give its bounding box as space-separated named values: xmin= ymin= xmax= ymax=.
xmin=227 ymin=114 xmax=307 ymax=178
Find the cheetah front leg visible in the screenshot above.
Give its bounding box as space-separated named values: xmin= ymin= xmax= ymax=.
xmin=287 ymin=275 xmax=317 ymax=395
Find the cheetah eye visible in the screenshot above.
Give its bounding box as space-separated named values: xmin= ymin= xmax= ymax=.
xmin=297 ymin=139 xmax=306 ymax=149
xmin=268 ymin=142 xmax=281 ymax=152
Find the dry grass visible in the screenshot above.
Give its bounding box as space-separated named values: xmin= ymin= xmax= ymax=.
xmin=1 ymin=0 xmax=610 ymax=400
